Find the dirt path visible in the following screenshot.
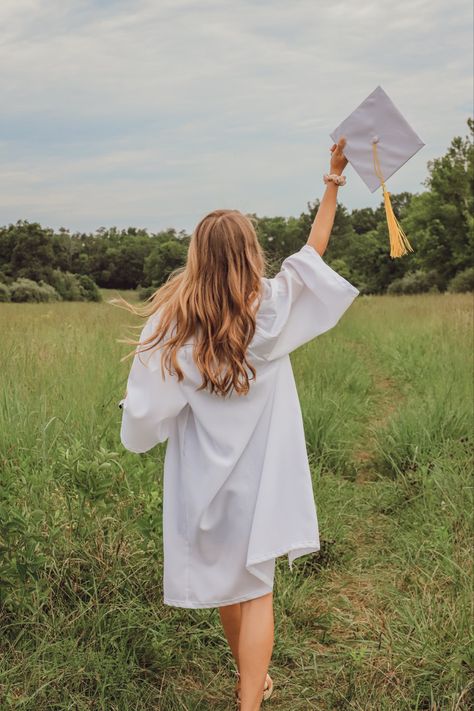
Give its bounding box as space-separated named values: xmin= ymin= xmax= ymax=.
xmin=346 ymin=339 xmax=404 ymax=483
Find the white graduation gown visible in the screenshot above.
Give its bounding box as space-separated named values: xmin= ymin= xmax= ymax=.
xmin=119 ymin=244 xmax=360 ymax=608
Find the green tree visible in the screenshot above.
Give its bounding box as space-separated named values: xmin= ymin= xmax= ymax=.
xmin=350 ymin=206 xmax=380 ymax=235
xmin=10 ymin=221 xmax=55 ymax=282
xmin=0 ymin=225 xmax=17 ymax=277
xmin=144 ymin=240 xmax=188 ymax=287
xmin=403 ymin=118 xmax=474 ymax=287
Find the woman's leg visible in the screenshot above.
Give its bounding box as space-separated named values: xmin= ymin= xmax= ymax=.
xmin=238 ymin=592 xmax=274 ymax=711
xmin=218 ymin=602 xmax=242 ymax=671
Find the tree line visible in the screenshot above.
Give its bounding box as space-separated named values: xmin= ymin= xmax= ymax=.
xmin=0 ymin=119 xmax=472 ymax=301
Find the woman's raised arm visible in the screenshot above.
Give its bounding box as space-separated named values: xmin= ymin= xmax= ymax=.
xmin=307 ymin=136 xmax=348 ymax=257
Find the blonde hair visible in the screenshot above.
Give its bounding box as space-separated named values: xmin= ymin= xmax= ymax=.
xmin=112 ymin=209 xmax=267 ymax=397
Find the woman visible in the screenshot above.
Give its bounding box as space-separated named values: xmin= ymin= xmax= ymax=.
xmin=116 ymin=137 xmax=359 ymax=710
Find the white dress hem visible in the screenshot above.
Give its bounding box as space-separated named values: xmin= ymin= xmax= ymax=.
xmin=163 ymin=588 xmax=273 ymax=609
xmin=164 ymin=540 xmax=321 ymax=609
xmin=247 ymin=539 xmax=320 ymax=567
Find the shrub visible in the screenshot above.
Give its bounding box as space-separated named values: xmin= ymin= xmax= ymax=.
xmin=0 ymin=283 xmax=11 ymax=302
xmin=138 ymin=285 xmax=157 ymax=301
xmin=448 ymin=268 xmax=474 ymax=293
xmin=10 ymin=278 xmax=61 ymax=303
xmin=0 ymin=271 xmax=14 ymax=285
xmin=386 ymin=278 xmax=403 ymax=295
xmin=387 ymin=270 xmax=440 ymax=295
xmin=76 ymin=274 xmax=102 ymax=302
xmin=49 ymin=270 xmax=102 ymax=302
xmin=49 ymin=270 xmax=83 ymax=301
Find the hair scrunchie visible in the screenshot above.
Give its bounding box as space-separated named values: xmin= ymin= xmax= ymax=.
xmin=323 ymin=173 xmax=347 ymax=186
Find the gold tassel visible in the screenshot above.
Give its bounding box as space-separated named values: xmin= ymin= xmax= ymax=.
xmin=372 ymin=140 xmax=414 ymax=258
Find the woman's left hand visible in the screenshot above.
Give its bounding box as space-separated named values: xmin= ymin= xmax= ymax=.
xmin=330 ymin=136 xmax=348 ymax=175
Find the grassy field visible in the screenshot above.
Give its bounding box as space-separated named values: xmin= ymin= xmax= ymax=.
xmin=0 ymin=291 xmax=472 ymax=710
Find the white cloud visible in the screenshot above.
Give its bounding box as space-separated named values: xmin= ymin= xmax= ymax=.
xmin=0 ymin=0 xmax=472 ymax=231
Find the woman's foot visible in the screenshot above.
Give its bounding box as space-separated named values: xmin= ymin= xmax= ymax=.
xmin=234 ymin=672 xmax=273 ymax=704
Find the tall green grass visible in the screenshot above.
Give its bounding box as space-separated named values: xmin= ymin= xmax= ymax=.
xmin=0 ymin=292 xmax=472 ymax=709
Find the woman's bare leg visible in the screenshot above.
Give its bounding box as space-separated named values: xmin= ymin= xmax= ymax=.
xmin=218 ymin=602 xmax=242 ymax=671
xmin=238 ymin=592 xmax=274 ymax=711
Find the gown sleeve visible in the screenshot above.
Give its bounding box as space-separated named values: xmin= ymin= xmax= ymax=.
xmin=253 ymin=243 xmax=360 ymax=361
xmin=119 ymin=316 xmax=188 ymax=453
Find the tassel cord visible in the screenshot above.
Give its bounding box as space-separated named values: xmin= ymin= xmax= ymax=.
xmin=372 ymin=141 xmax=414 ymax=258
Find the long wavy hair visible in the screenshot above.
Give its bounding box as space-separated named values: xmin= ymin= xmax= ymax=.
xmin=111 ymin=209 xmax=267 ymax=397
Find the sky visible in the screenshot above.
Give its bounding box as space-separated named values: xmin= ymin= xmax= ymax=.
xmin=0 ymin=0 xmax=472 ymax=234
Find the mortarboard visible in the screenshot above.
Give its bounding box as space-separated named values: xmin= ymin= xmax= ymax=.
xmin=330 ymin=85 xmax=425 ymax=258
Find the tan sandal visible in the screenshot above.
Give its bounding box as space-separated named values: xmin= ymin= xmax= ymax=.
xmin=263 ymin=673 xmax=274 ymax=701
xmin=234 ymin=671 xmax=274 ymax=705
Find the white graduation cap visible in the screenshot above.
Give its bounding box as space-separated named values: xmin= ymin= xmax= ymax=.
xmin=330 ymin=85 xmax=425 ymax=258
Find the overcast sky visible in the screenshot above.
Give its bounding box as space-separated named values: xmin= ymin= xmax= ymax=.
xmin=0 ymin=0 xmax=472 ymax=234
